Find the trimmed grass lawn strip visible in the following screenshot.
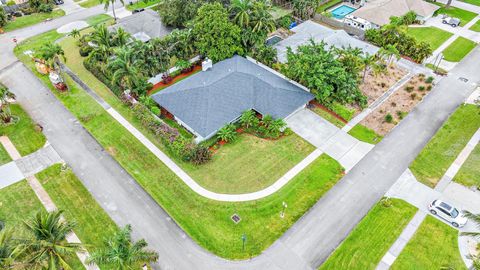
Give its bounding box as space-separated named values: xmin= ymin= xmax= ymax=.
xmin=86 ymin=14 xmax=113 ymax=26
xmin=454 ymin=143 xmax=480 ymax=188
xmin=0 ymin=143 xmax=12 ymax=165
xmin=16 ymin=31 xmax=346 ymax=259
xmin=434 ymin=3 xmax=477 ymax=26
xmin=79 ymin=0 xmax=100 ymax=8
xmin=36 ymin=164 xmax=118 ymax=252
xmin=331 ymin=102 xmax=355 ymax=121
xmin=126 ymin=0 xmax=160 ymax=10
xmin=410 ymin=104 xmax=480 ymax=187
xmin=311 ymin=107 xmax=346 ymax=128
xmin=406 ymin=27 xmax=453 ymax=51
xmin=470 ymin=19 xmax=480 ymax=32
xmin=319 ymin=199 xmax=417 ymax=270
xmin=348 ymin=124 xmax=383 ymax=144
xmin=3 ymin=9 xmax=65 ymax=32
xmin=0 ymin=104 xmax=46 ymax=156
xmin=459 ymin=0 xmax=480 ymax=6
xmin=391 ymin=216 xmax=466 ymax=270
xmin=442 ymin=37 xmax=477 ymax=62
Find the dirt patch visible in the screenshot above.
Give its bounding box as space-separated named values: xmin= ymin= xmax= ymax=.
xmin=360 ymin=65 xmax=408 ymax=106
xmin=361 ymin=74 xmax=433 ymax=136
xmin=106 ymin=146 xmax=118 ymax=156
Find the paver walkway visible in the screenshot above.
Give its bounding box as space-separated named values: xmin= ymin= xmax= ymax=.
xmin=0 ymin=136 xmax=99 ymax=270
xmin=377 ymin=126 xmax=480 ymax=269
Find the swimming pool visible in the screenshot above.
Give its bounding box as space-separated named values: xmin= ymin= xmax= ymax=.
xmin=331 ymin=5 xmax=356 ymax=19
xmin=265 ymin=35 xmax=283 ymax=46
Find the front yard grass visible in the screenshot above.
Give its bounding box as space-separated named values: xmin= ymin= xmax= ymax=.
xmin=3 ymin=10 xmax=65 ymax=32
xmin=79 ymin=0 xmax=100 ymax=8
xmin=348 ymin=124 xmax=383 ymax=144
xmin=319 ymin=198 xmax=416 ymax=270
xmin=434 ymin=3 xmax=477 ymax=26
xmin=470 ymin=19 xmax=480 ymax=32
xmin=0 ymin=143 xmax=12 ymax=165
xmin=126 ymin=0 xmax=161 ymax=10
xmin=391 ymin=216 xmax=466 ymax=270
xmin=85 ymin=14 xmax=113 ymax=26
xmin=311 ymin=106 xmax=346 ymax=128
xmin=454 ymin=143 xmax=480 ymax=188
xmin=188 ymin=133 xmax=314 ymax=193
xmin=406 ymin=27 xmax=453 ymax=51
xmin=16 ymin=29 xmax=347 ymax=260
xmin=459 ymin=0 xmax=480 ymax=6
xmin=0 ymin=104 xmax=46 ymax=156
xmin=410 ymin=104 xmax=480 ymax=187
xmin=442 ymin=37 xmax=477 ymax=62
xmin=36 ymin=164 xmax=119 ymax=252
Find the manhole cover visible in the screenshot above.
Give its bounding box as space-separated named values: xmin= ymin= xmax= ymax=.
xmin=231 ymin=214 xmax=241 ymax=224
xmin=459 ymin=77 xmax=469 ymax=83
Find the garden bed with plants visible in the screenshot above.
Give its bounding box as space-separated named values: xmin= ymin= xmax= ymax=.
xmin=359 ymin=65 xmax=408 ymax=106
xmin=360 ymin=74 xmax=434 ymax=136
xmin=147 ymin=64 xmax=202 ymax=95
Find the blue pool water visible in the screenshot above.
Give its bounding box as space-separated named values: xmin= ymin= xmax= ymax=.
xmin=331 ymin=5 xmax=356 ymax=19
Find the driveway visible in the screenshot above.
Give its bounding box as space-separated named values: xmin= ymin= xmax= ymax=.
xmin=286 ymin=109 xmax=374 ymax=171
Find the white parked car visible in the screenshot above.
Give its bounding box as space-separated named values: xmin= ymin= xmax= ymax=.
xmin=428 ymin=200 xmax=467 ymax=228
xmin=442 ymin=16 xmax=461 ymax=27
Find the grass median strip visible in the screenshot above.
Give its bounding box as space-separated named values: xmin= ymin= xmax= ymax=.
xmin=347 ymin=124 xmax=383 ymax=144
xmin=454 ymin=143 xmax=480 ymax=188
xmin=3 ymin=9 xmax=65 ymax=32
xmin=390 ymin=216 xmax=466 ymax=270
xmin=0 ymin=104 xmax=46 ymax=156
xmin=319 ymin=198 xmax=417 ymax=270
xmin=0 ymin=143 xmax=12 ymax=165
xmin=410 ymin=104 xmax=480 ymax=187
xmin=16 ymin=29 xmax=346 ymax=259
xmin=442 ymin=37 xmax=477 ymax=62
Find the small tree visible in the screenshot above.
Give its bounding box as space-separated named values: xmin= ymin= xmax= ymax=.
xmin=0 ymin=7 xmax=7 ymax=28
xmin=69 ymin=29 xmax=80 ymax=39
xmin=36 ymin=43 xmax=66 ymax=72
xmin=0 ymin=84 xmax=16 ymax=124
xmin=217 ymin=124 xmax=237 ymax=142
xmin=240 ymin=110 xmax=259 ymax=128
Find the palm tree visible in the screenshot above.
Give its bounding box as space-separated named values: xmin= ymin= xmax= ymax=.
xmin=22 ymin=211 xmax=83 ymax=270
xmin=0 ymin=84 xmax=16 ymax=124
xmin=240 ymin=110 xmax=259 ymax=128
xmin=107 ymin=46 xmax=144 ymax=95
xmin=113 ymin=28 xmax=131 ymax=47
xmin=217 ymin=124 xmax=237 ymax=142
xmin=361 ymin=54 xmax=376 ymax=82
xmin=230 ymin=0 xmax=252 ymax=27
xmin=88 ymin=225 xmax=158 ymax=270
xmin=90 ymin=24 xmax=114 ymax=48
xmin=460 ymin=211 xmax=480 ymax=238
xmin=250 ymin=1 xmax=275 ymax=35
xmin=380 ymin=44 xmax=400 ymax=66
xmin=68 ymin=29 xmax=80 ymax=39
xmin=99 ymin=0 xmax=125 ymax=22
xmin=36 ymin=43 xmax=66 ymax=72
xmin=266 ymin=118 xmax=286 ymax=137
xmin=0 ymin=229 xmax=23 ymax=269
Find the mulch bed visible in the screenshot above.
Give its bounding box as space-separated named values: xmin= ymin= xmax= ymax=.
xmin=147 ymin=65 xmax=202 ymax=96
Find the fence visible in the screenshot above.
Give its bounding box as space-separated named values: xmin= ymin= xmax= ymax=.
xmin=313 ymin=13 xmax=365 ymax=39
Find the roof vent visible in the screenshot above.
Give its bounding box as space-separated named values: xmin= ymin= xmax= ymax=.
xmin=202 ymin=58 xmax=213 ymax=71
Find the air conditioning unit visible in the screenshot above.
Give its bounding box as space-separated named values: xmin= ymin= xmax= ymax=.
xmin=202 ymin=58 xmax=213 ymax=71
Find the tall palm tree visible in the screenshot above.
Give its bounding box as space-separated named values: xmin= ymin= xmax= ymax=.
xmin=22 ymin=211 xmax=83 ymax=270
xmin=108 ymin=46 xmax=144 ymax=94
xmin=251 ymin=1 xmax=275 ymax=35
xmin=461 ymin=211 xmax=480 ymax=238
xmin=113 ymin=28 xmax=131 ymax=47
xmin=230 ymin=0 xmax=252 ymax=27
xmin=88 ymin=225 xmax=158 ymax=270
xmin=0 ymin=84 xmax=16 ymax=124
xmin=99 ymin=0 xmax=125 ymax=22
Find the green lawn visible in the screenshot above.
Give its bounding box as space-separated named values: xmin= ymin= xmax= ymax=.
xmin=316 ymin=0 xmax=343 ymax=13
xmin=459 ymin=0 xmax=480 ymax=7
xmin=79 ymin=0 xmax=100 ymax=8
xmin=470 ymin=19 xmax=480 ymax=32
xmin=36 ymin=164 xmax=119 ymax=252
xmin=407 ymin=27 xmax=453 ymax=51
xmin=391 ymin=216 xmax=466 ymax=270
xmin=434 ymin=3 xmax=477 ymax=26
xmin=319 ymin=199 xmax=417 ymax=270
xmin=0 ymin=143 xmax=12 ymax=165
xmin=86 ymin=14 xmax=113 ymax=26
xmin=348 ymin=124 xmax=383 ymax=144
xmin=442 ymin=37 xmax=477 ymax=62
xmin=311 ymin=107 xmax=346 ymax=128
xmin=454 ymin=143 xmax=480 ymax=187
xmin=0 ymin=104 xmax=46 ymax=156
xmin=410 ymin=104 xmax=480 ymax=187
xmin=16 ymin=30 xmax=347 ymax=259
xmin=126 ymin=0 xmax=161 ymax=10
xmin=3 ymin=10 xmax=65 ymax=32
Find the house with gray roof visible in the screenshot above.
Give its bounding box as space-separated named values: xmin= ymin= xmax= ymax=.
xmin=109 ymin=9 xmax=172 ymax=42
xmin=151 ymin=56 xmax=314 ymax=142
xmin=274 ymin=20 xmax=379 ymax=63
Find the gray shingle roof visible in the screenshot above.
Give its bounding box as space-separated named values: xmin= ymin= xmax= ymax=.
xmin=151 ymin=56 xmax=314 ymax=138
xmin=109 ymin=9 xmax=172 ymax=42
xmin=274 ymin=20 xmax=379 ymax=63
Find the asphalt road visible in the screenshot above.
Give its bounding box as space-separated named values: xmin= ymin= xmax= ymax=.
xmin=1 ymin=9 xmax=479 ymax=270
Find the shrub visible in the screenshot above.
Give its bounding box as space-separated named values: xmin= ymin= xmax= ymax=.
xmin=425 ymin=76 xmax=434 ymax=84
xmin=217 ymin=124 xmax=237 ymax=142
xmin=381 ymin=197 xmax=393 ymax=208
xmin=396 ymin=110 xmax=407 ymax=120
xmin=189 ymin=145 xmax=212 ymax=165
xmin=38 ymin=3 xmax=53 ymax=13
xmin=175 ymin=59 xmax=192 ymax=73
xmin=405 ymin=86 xmax=414 ymax=92
xmin=385 ymin=113 xmax=393 ymax=123
xmin=79 ymin=45 xmax=92 ymax=57
xmin=418 ymin=85 xmax=425 ymax=91
xmin=277 ymin=15 xmax=292 ymax=29
xmin=150 ymin=106 xmax=160 ymax=116
xmin=250 ymin=44 xmax=278 ymax=67
xmin=410 ymin=93 xmax=417 ymax=100
xmin=427 ymin=85 xmax=432 ymax=91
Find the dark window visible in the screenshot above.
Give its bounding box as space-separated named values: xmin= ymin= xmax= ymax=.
xmin=439 ymin=202 xmax=452 ymax=211
xmin=438 ymin=207 xmax=451 ymax=216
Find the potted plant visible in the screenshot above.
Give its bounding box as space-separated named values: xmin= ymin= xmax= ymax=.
xmin=175 ymin=59 xmax=193 ymax=74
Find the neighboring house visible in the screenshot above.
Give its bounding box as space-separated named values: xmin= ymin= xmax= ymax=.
xmin=108 ymin=9 xmax=172 ymax=42
xmin=151 ymin=55 xmax=314 ymax=142
xmin=274 ymin=20 xmax=379 ymax=63
xmin=347 ymin=0 xmax=440 ymax=29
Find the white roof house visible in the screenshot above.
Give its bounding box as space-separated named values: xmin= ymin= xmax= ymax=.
xmin=350 ymin=0 xmax=440 ymax=27
xmin=274 ymin=20 xmax=380 ymax=63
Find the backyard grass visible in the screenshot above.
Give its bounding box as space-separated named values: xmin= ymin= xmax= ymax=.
xmin=406 ymin=27 xmax=453 ymax=51
xmin=86 ymin=14 xmax=113 ymax=26
xmin=316 ymin=0 xmax=343 ymax=13
xmin=470 ymin=19 xmax=480 ymax=32
xmin=188 ymin=133 xmax=314 ymax=193
xmin=3 ymin=9 xmax=65 ymax=32
xmin=36 ymin=164 xmax=119 ymax=252
xmin=16 ymin=29 xmax=347 ymax=259
xmin=0 ymin=104 xmax=46 ymax=156
xmin=434 ymin=3 xmax=477 ymax=26
xmin=454 ymin=143 xmax=480 ymax=188
xmin=442 ymin=37 xmax=477 ymax=62
xmin=0 ymin=144 xmax=12 ymax=165
xmin=348 ymin=124 xmax=383 ymax=144
xmin=126 ymin=0 xmax=161 ymax=10
xmin=410 ymin=104 xmax=480 ymax=187
xmin=319 ymin=198 xmax=417 ymax=270
xmin=391 ymin=216 xmax=466 ymax=270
